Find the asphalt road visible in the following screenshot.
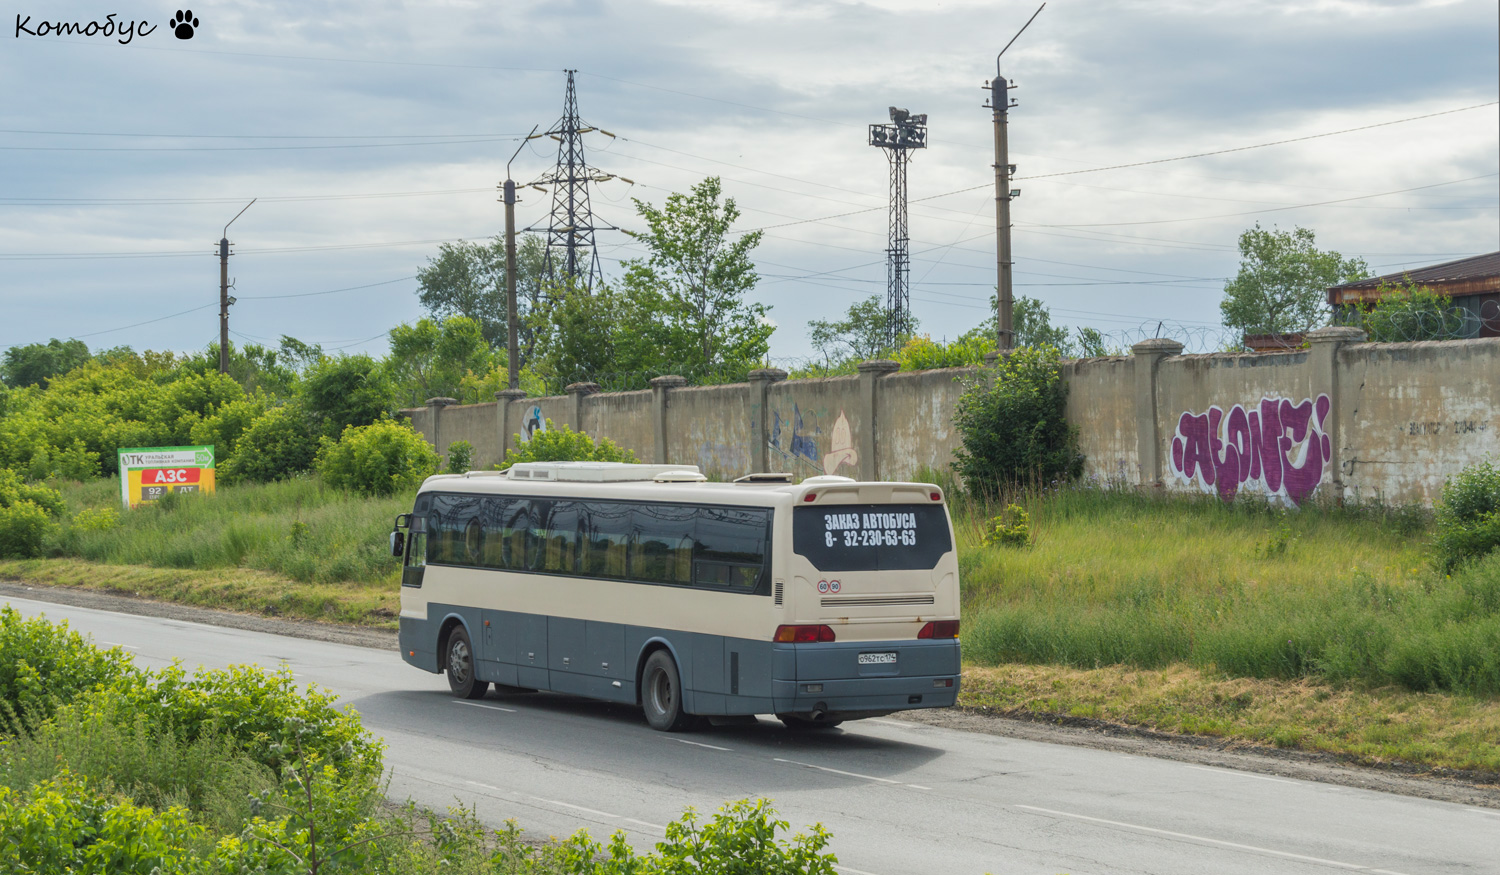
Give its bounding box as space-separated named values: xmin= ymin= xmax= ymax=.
xmin=10 ymin=594 xmax=1499 ymax=875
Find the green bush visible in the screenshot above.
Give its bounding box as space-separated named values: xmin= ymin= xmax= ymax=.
xmin=1351 ymin=280 xmax=1468 ymax=343
xmin=445 ymin=439 xmax=474 ymax=474
xmin=0 ymin=774 xmax=209 ymax=875
xmin=217 ymin=405 xmax=319 ymax=485
xmin=317 ymin=418 xmax=440 ymax=496
xmin=498 ymin=420 xmax=637 ymax=470
xmin=1435 ymin=459 xmax=1500 ymax=571
xmin=981 ymin=504 xmax=1031 ymax=548
xmin=893 ymin=333 xmax=991 ymax=371
xmin=302 ymin=353 xmax=396 ymax=440
xmin=0 ymin=606 xmax=137 ymax=734
xmin=952 ymin=345 xmax=1082 ymax=498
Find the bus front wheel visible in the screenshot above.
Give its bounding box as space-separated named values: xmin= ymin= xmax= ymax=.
xmin=641 ymin=650 xmax=696 ymax=732
xmin=445 ymin=626 xmax=490 ymax=700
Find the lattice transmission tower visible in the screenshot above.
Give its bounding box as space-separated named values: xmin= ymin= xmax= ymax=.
xmin=535 ymin=70 xmax=618 ymax=294
xmin=868 ymin=107 xmax=927 ymax=350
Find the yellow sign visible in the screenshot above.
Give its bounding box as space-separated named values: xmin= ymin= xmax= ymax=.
xmin=117 ymin=446 xmax=215 ymax=509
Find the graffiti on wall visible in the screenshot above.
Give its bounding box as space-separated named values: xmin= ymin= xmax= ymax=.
xmin=520 ymin=405 xmax=546 ymax=442
xmin=1170 ymin=394 xmax=1332 ymax=506
xmin=769 ymin=404 xmax=859 ymax=475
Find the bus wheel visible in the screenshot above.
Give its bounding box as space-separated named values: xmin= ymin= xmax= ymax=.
xmin=778 ymin=714 xmax=843 ymax=730
xmin=445 ymin=626 xmax=490 ymax=700
xmin=641 ymin=650 xmax=696 ymax=732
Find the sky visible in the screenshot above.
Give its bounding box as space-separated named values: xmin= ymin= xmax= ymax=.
xmin=3 ymin=0 xmax=1497 ymax=368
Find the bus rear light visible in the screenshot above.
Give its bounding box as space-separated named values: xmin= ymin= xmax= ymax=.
xmin=917 ymin=620 xmax=959 ymax=639
xmin=930 ymin=491 xmax=941 ymax=501
xmin=774 ymin=624 xmax=836 ymax=643
xmin=934 ymin=678 xmax=954 ymax=688
xmin=803 ymin=493 xmax=817 ymax=502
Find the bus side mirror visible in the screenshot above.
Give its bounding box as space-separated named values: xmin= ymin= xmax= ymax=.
xmin=394 ymin=513 xmax=411 ymax=529
xmin=390 ymin=530 xmax=405 ymax=558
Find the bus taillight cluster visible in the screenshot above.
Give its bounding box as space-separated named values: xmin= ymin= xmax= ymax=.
xmin=774 ymin=624 xmax=837 ymax=643
xmin=918 ymin=620 xmax=960 ymax=639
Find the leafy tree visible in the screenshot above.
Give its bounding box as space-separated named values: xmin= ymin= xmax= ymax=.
xmin=2 ymin=338 xmax=91 ymax=389
xmin=301 ymin=354 xmax=394 ymax=439
xmin=384 ymin=317 xmax=493 ymax=407
xmin=216 ymin=405 xmax=317 ymax=484
xmin=415 ymin=233 xmax=547 ymax=363
xmin=277 ymin=335 xmax=324 ymax=373
xmin=181 ymin=340 xmax=298 ymax=400
xmin=531 ymin=280 xmax=625 ymax=392
xmin=807 ymin=295 xmax=915 ymax=364
xmin=892 ymin=334 xmax=990 ymax=370
xmin=953 ymin=344 xmax=1082 ymax=497
xmin=1350 ymin=280 xmax=1468 ymax=343
xmin=1220 ymin=224 xmax=1368 ymax=334
xmin=618 ymin=177 xmax=774 ymax=380
xmin=959 ymin=294 xmax=1072 ymax=354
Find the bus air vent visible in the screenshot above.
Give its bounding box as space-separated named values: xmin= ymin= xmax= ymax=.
xmin=821 ymin=594 xmax=935 ymax=608
xmin=774 ymin=579 xmax=784 ymax=606
xmin=734 ymin=472 xmax=793 ymax=484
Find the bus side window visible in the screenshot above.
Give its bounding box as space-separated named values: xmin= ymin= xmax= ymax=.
xmin=582 ymin=502 xmax=630 ymax=579
xmin=631 ymin=506 xmax=694 ymax=585
xmin=543 ymin=502 xmax=580 ymax=574
xmin=426 ymin=511 xmax=444 ymax=564
xmin=500 ymin=501 xmax=534 ymax=571
xmin=695 ymin=508 xmax=770 ymax=591
xmin=480 ymin=498 xmax=509 ymax=568
xmin=406 ymin=514 xmax=427 ymax=568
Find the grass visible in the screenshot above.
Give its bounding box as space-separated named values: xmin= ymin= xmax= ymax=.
xmin=957 ymin=663 xmax=1500 ymax=776
xmin=0 ymin=475 xmax=404 ymax=626
xmin=953 ymin=486 xmax=1500 ymax=697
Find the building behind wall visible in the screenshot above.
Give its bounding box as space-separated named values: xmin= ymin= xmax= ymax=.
xmin=1328 ymin=250 xmax=1500 ymax=338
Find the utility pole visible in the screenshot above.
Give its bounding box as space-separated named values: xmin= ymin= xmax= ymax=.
xmin=218 ymin=199 xmax=255 ymax=374
xmin=987 ymin=3 xmax=1044 ymax=354
xmin=502 ymin=126 xmax=541 ymax=391
xmin=869 ymin=107 xmax=928 ymax=352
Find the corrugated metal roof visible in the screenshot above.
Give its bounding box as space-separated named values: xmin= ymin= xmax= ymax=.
xmin=1330 ymin=251 xmax=1500 ymax=291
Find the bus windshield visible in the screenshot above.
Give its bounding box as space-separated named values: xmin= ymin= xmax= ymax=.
xmin=792 ymin=504 xmax=952 ymax=571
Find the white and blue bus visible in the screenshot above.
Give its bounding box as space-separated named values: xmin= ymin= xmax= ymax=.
xmin=391 ymin=462 xmax=960 ymax=731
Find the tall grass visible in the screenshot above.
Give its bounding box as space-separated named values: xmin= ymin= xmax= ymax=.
xmin=956 ymin=486 xmax=1500 ymax=696
xmin=48 ymin=476 xmax=408 ymax=585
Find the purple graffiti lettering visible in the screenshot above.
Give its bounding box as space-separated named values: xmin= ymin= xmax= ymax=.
xmin=1168 ymin=394 xmax=1331 ymax=506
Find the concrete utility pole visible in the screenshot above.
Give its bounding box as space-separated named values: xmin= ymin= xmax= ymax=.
xmin=987 ymin=3 xmax=1044 ymax=355
xmin=502 ymin=127 xmax=539 ymax=391
xmin=218 ymin=199 xmax=255 ymax=374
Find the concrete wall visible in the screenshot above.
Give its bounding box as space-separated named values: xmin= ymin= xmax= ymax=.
xmin=399 ymin=334 xmax=1499 ymax=505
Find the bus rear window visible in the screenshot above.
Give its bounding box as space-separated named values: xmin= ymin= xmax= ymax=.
xmin=792 ymin=504 xmax=952 ymax=571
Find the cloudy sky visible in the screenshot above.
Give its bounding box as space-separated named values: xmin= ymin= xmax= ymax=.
xmin=4 ymin=0 xmax=1497 ymax=366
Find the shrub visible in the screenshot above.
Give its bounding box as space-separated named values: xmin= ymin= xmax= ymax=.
xmin=302 ymin=353 xmax=395 ymax=439
xmin=217 ymin=405 xmax=319 ymax=485
xmin=952 ymin=345 xmax=1082 ymax=498
xmin=893 ymin=333 xmax=991 ymax=371
xmin=0 ymin=469 xmax=65 ymax=558
xmin=982 ymin=504 xmax=1031 ymax=548
xmin=1351 ymin=280 xmax=1469 ymax=343
xmin=0 ymin=775 xmax=209 ymax=875
xmin=1435 ymin=459 xmax=1500 ymax=571
xmin=498 ymin=419 xmax=637 ymax=470
xmin=0 ymin=606 xmax=137 ymax=734
xmin=317 ymin=418 xmax=440 ymax=497
xmin=69 ymin=505 xmax=119 ymax=532
xmin=445 ymin=439 xmax=473 ymax=474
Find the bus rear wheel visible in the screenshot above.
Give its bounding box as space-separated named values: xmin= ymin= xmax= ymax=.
xmin=641 ymin=650 xmax=697 ymax=732
xmin=445 ymin=626 xmax=490 ymax=700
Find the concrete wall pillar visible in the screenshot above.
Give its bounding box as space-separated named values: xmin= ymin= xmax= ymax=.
xmin=1129 ymin=339 xmax=1183 ymax=488
xmin=747 ymin=368 xmax=788 ymax=473
xmin=424 ymin=397 xmax=457 ymax=460
xmin=565 ymin=382 xmax=601 ymax=434
xmin=649 ymin=375 xmax=688 ymax=464
xmin=1306 ymin=326 xmax=1366 ymax=498
xmin=494 ymin=389 xmax=527 ymax=463
xmin=856 ymin=360 xmax=900 ymax=481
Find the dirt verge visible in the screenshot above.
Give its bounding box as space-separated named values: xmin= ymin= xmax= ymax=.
xmin=5 ymin=577 xmax=1496 ymax=809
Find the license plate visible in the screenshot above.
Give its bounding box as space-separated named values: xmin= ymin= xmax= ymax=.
xmin=858 ymin=652 xmax=897 ymax=665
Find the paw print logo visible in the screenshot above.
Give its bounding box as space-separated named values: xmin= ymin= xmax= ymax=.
xmin=170 ymin=9 xmax=199 ymax=40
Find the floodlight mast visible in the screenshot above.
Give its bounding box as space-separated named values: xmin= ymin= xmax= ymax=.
xmin=218 ymin=198 xmax=255 ymax=375
xmin=988 ymin=2 xmax=1044 ymax=355
xmin=502 ymin=125 xmax=541 ymax=391
xmin=869 ymin=107 xmax=928 ymax=352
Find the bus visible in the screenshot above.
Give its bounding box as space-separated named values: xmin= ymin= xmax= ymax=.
xmin=390 ymin=462 xmax=960 ymax=731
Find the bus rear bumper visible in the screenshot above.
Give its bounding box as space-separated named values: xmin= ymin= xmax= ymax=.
xmin=770 ymin=638 xmax=961 ymax=718
xmin=770 ymin=675 xmax=960 ymax=718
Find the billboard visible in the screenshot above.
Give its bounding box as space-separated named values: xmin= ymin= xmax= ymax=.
xmin=117 ymin=445 xmax=215 ymax=510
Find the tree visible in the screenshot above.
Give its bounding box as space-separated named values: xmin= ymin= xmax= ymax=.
xmin=301 ymin=353 xmax=395 ymax=439
xmin=807 ymin=296 xmax=915 ymax=365
xmin=531 ymin=279 xmax=626 ymax=392
xmin=1 ymin=338 xmax=91 ymax=388
xmin=1220 ymin=224 xmax=1368 ymax=334
xmin=959 ymin=294 xmax=1073 ymax=354
xmin=953 ymin=345 xmax=1082 ymax=498
xmin=415 ymin=233 xmax=547 ymax=366
xmin=618 ymin=177 xmax=773 ymax=379
xmin=384 ymin=316 xmax=493 ymax=407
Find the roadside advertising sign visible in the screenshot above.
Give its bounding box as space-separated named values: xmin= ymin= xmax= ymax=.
xmin=116 ymin=446 xmax=215 ymax=510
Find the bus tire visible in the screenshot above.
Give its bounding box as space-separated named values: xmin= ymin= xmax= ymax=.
xmin=778 ymin=714 xmax=843 ymax=730
xmin=641 ymin=650 xmax=695 ymax=732
xmin=445 ymin=626 xmax=489 ymax=700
